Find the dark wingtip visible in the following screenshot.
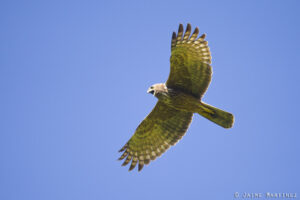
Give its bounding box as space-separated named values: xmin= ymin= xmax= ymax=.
xmin=129 ymin=165 xmax=135 ymax=171
xmin=121 ymin=155 xmax=131 ymax=166
xmin=118 ymin=144 xmax=127 ymax=152
xmin=178 ymin=24 xmax=183 ymax=33
xmin=200 ymin=33 xmax=206 ymax=39
xmin=194 ymin=27 xmax=199 ymax=35
xmin=138 ymin=163 xmax=144 ymax=171
xmin=172 ymin=32 xmax=176 ymax=39
xmin=122 ymin=161 xmax=130 ymax=166
xmin=186 ymin=23 xmax=191 ymax=31
xmin=118 ymin=155 xmax=125 ymax=160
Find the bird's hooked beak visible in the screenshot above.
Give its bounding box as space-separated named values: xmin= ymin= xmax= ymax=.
xmin=147 ymin=87 xmax=154 ymax=95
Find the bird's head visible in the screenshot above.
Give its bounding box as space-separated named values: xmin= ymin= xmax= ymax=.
xmin=147 ymin=83 xmax=168 ymax=97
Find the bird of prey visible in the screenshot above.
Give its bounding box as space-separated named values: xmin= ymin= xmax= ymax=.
xmin=118 ymin=24 xmax=234 ymax=171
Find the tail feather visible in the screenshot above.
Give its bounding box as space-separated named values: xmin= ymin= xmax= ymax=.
xmin=197 ymin=102 xmax=234 ymax=128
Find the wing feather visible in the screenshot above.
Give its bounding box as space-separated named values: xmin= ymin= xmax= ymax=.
xmin=167 ymin=23 xmax=212 ymax=99
xmin=119 ymin=101 xmax=193 ymax=171
xmin=182 ymin=23 xmax=191 ymax=43
xmin=189 ymin=27 xmax=199 ymax=42
xmin=176 ymin=24 xmax=184 ymax=43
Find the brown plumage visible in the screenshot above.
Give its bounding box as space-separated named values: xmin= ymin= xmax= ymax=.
xmin=119 ymin=24 xmax=234 ymax=172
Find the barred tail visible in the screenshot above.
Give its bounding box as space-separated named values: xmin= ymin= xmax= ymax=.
xmin=197 ymin=102 xmax=234 ymax=129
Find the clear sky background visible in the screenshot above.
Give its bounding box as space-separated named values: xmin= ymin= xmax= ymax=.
xmin=1 ymin=0 xmax=300 ymax=200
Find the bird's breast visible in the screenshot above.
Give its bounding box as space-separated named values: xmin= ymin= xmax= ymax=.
xmin=158 ymin=90 xmax=201 ymax=113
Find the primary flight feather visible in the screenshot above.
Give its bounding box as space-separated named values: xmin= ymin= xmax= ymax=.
xmin=119 ymin=24 xmax=234 ymax=171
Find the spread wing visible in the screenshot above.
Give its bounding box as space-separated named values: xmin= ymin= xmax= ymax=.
xmin=118 ymin=101 xmax=193 ymax=171
xmin=166 ymin=23 xmax=212 ymax=99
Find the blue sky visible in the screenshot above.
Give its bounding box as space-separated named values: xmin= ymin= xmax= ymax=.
xmin=1 ymin=0 xmax=300 ymax=199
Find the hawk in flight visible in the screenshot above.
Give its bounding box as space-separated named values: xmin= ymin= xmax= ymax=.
xmin=119 ymin=24 xmax=234 ymax=171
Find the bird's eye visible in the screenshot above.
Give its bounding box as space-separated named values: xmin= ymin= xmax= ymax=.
xmin=150 ymin=86 xmax=154 ymax=89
